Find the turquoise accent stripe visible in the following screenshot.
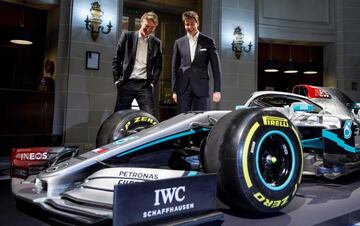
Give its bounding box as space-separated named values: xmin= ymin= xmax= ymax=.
xmin=322 ymin=130 xmax=359 ymax=153
xmin=187 ymin=171 xmax=198 ymax=176
xmin=301 ymin=137 xmax=323 ymax=149
xmin=116 ymin=128 xmax=210 ymax=157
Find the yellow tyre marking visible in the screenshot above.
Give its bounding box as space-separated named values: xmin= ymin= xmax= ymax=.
xmin=292 ymin=126 xmax=304 ymax=184
xmin=243 ymin=122 xmax=260 ymax=188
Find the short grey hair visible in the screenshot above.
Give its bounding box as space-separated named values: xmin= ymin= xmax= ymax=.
xmin=141 ymin=11 xmax=159 ymax=26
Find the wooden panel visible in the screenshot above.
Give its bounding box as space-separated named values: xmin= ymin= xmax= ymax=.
xmin=158 ymin=16 xmax=183 ymax=120
xmin=159 ymin=21 xmax=182 ymax=105
xmin=0 ymin=89 xmax=57 ymax=155
xmin=0 ymin=1 xmax=47 ymax=90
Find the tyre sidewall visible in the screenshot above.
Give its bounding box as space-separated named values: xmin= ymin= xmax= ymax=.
xmin=96 ymin=110 xmax=158 ymax=147
xmin=207 ymin=108 xmax=303 ymax=213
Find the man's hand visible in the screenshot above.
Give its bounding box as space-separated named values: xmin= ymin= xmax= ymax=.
xmin=172 ymin=93 xmax=177 ymax=103
xmin=212 ymin=92 xmax=221 ymax=102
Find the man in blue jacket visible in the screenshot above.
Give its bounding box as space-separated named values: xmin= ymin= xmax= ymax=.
xmin=172 ymin=11 xmax=222 ymax=113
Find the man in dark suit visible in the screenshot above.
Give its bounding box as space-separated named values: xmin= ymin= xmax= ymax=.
xmin=172 ymin=11 xmax=221 ymax=113
xmin=113 ymin=11 xmax=162 ymax=115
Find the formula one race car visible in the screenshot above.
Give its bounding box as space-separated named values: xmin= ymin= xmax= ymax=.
xmin=11 ymin=85 xmax=360 ymax=225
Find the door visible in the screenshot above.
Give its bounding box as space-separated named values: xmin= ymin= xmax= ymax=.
xmin=158 ymin=20 xmax=182 ymax=120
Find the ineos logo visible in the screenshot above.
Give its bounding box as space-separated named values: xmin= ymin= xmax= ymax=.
xmin=154 ymin=186 xmax=185 ymax=206
xmin=15 ymin=152 xmax=48 ymax=161
xmin=45 ymin=162 xmax=69 ymax=173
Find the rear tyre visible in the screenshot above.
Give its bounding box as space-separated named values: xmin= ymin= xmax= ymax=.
xmin=96 ymin=110 xmax=158 ymax=147
xmin=204 ymin=108 xmax=303 ymax=214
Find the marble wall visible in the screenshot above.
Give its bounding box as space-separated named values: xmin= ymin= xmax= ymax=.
xmin=203 ymin=0 xmax=257 ymax=110
xmin=55 ymin=0 xmax=121 ymax=151
xmin=324 ymin=0 xmax=360 ymax=101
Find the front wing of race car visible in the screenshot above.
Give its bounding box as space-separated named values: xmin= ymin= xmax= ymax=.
xmin=12 ymin=111 xmax=228 ymax=225
xmin=15 ymin=167 xmax=213 ymax=225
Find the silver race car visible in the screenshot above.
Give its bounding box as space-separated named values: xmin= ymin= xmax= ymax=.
xmin=12 ymin=85 xmax=360 ymax=225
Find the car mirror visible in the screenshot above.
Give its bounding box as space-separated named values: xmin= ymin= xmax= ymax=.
xmin=351 ymin=103 xmax=360 ymax=110
xmin=351 ymin=103 xmax=360 ymax=117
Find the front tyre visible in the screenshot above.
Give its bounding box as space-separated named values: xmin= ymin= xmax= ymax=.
xmin=204 ymin=108 xmax=303 ymax=214
xmin=96 ymin=110 xmax=158 ymax=147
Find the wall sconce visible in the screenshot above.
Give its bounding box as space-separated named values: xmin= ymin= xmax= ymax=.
xmin=85 ymin=1 xmax=112 ymax=41
xmin=231 ymin=26 xmax=252 ymax=59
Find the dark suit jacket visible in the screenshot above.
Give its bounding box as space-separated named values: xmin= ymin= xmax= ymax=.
xmin=171 ymin=33 xmax=221 ymax=97
xmin=112 ymin=31 xmax=162 ymax=87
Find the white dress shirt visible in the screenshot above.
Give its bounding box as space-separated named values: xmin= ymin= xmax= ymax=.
xmin=187 ymin=31 xmax=199 ymax=63
xmin=130 ymin=32 xmax=148 ymax=80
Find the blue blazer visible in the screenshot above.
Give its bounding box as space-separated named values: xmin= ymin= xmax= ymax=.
xmin=171 ymin=33 xmax=221 ymax=97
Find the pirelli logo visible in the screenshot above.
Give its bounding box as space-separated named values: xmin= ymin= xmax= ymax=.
xmin=262 ymin=116 xmax=289 ymax=127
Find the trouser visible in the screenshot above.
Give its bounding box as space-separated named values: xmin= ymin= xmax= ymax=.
xmin=177 ymin=82 xmax=209 ymax=114
xmin=114 ymin=79 xmax=155 ymax=115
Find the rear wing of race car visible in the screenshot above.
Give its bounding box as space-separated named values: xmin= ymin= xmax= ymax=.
xmin=292 ymin=84 xmax=331 ymax=99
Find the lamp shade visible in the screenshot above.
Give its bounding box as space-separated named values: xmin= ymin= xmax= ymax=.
xmin=10 ymin=26 xmax=33 ymax=45
xmin=303 ymin=61 xmax=318 ymax=74
xmin=284 ymin=60 xmax=298 ymax=74
xmin=264 ymin=59 xmax=279 ymax=72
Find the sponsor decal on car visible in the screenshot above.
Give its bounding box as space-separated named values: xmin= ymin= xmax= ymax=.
xmin=117 ymin=170 xmax=159 ymax=184
xmin=262 ymin=116 xmax=289 ymax=127
xmin=113 ymin=175 xmax=217 ymax=226
xmin=296 ymin=85 xmax=331 ymax=98
xmin=343 ymin=120 xmax=352 ymax=139
xmin=119 ymin=170 xmax=159 ymax=180
xmin=253 ymin=192 xmax=290 ymax=208
xmin=143 ymin=185 xmax=195 ymax=218
xmin=242 ymin=121 xmax=302 ymax=209
xmin=313 ymin=87 xmax=330 ymax=98
xmin=125 ymin=117 xmax=158 ymax=130
xmin=15 ymin=152 xmax=48 ymax=161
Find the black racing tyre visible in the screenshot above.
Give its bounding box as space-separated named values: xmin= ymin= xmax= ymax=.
xmin=204 ymin=108 xmax=303 ymax=214
xmin=96 ymin=110 xmax=158 ymax=147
